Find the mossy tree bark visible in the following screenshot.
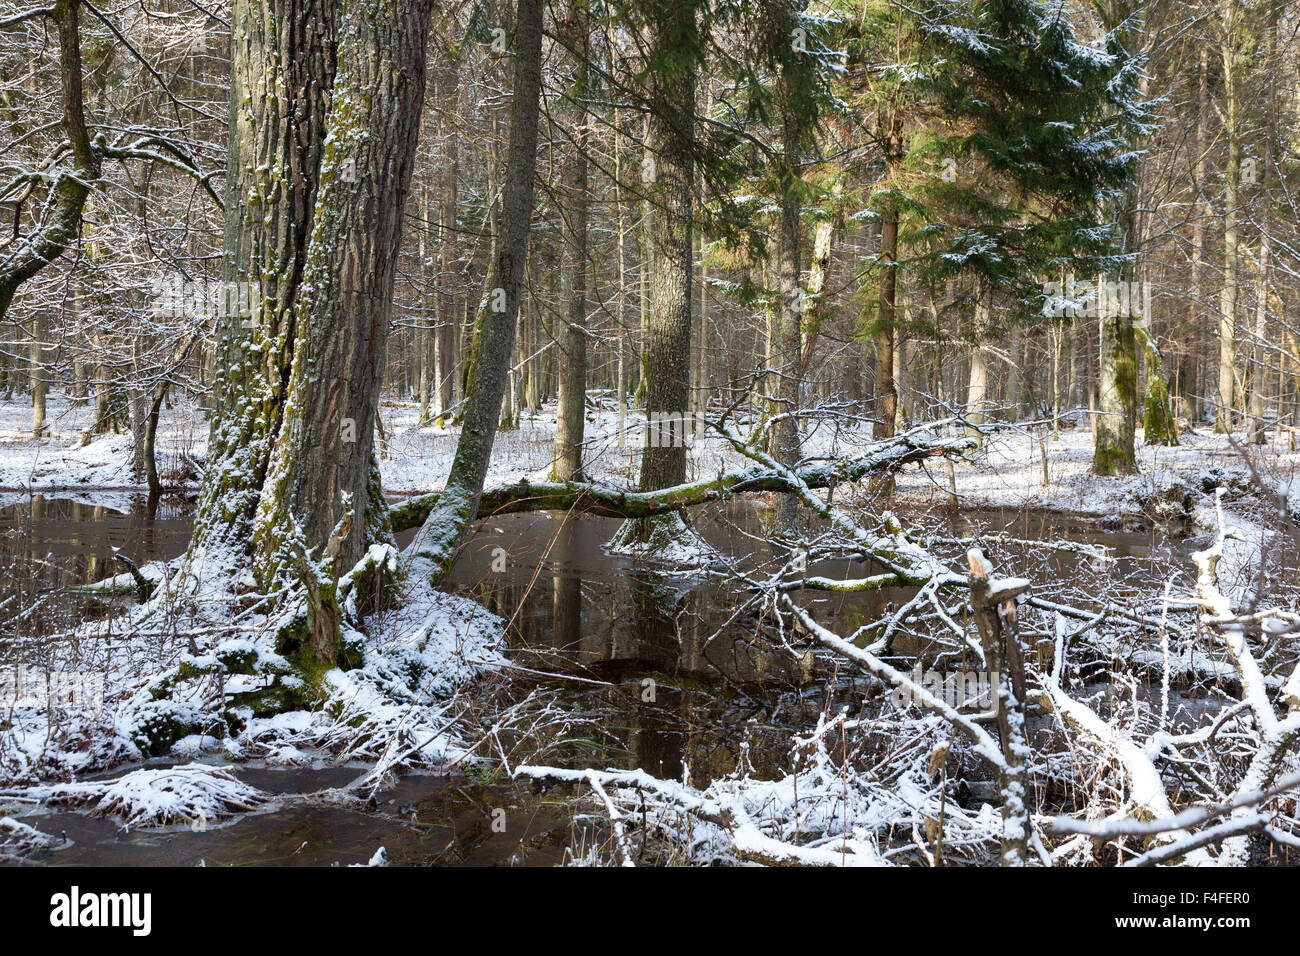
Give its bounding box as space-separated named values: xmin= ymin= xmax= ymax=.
xmin=409 ymin=0 xmax=545 ymax=580
xmin=1139 ymin=322 xmax=1178 ymax=448
xmin=187 ymin=0 xmax=432 ymax=664
xmin=1093 ymin=276 xmax=1139 ymax=476
xmin=389 ymin=430 xmax=973 ymax=531
xmin=1092 ymin=1 xmax=1156 ymax=464
xmin=189 ymin=0 xmax=337 ymax=564
xmin=613 ymin=0 xmax=698 ymax=547
xmin=253 ymin=0 xmax=432 ymax=585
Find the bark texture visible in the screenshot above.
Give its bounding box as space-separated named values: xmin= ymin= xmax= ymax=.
xmin=409 ymin=0 xmax=545 ymax=580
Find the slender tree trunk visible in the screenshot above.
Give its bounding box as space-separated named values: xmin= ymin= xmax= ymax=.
xmin=1192 ymin=47 xmax=1208 ymax=425
xmin=29 ymin=314 xmax=47 ymax=437
xmin=874 ymin=212 xmax=898 ymax=440
xmin=0 ymin=1 xmax=99 ymax=333
xmin=437 ymin=65 xmax=460 ymax=419
xmin=771 ymin=75 xmax=804 ymax=534
xmin=965 ymin=279 xmax=993 ymax=436
xmin=1248 ymin=8 xmax=1276 ymax=446
xmin=418 ymin=186 xmax=433 ymax=426
xmin=1216 ymin=8 xmax=1240 ymax=434
xmin=410 ymin=0 xmax=544 ymax=580
xmin=553 ymin=0 xmax=590 ymax=481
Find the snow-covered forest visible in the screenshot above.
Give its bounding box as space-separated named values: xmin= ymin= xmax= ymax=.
xmin=0 ymin=0 xmax=1298 ymax=882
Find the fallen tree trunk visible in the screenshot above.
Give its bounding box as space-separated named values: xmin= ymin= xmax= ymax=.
xmin=391 ymin=431 xmax=974 ymax=532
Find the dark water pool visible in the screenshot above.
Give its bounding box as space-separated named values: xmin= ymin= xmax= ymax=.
xmin=0 ymin=492 xmax=1197 ymax=865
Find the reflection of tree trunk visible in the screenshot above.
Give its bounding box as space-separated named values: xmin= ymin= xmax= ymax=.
xmin=552 ymin=572 xmax=581 ymax=655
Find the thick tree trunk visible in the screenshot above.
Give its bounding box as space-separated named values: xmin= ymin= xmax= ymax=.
xmin=613 ymin=1 xmax=698 ymax=549
xmin=1093 ymin=271 xmax=1139 ymax=475
xmin=253 ymin=0 xmax=433 ymax=607
xmin=189 ymin=0 xmax=337 ymax=565
xmin=183 ymin=0 xmax=433 ymax=669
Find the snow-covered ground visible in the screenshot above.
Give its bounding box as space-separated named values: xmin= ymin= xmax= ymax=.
xmin=4 ymin=392 xmax=1297 ymax=862
xmin=11 ymin=390 xmax=1299 ymax=510
xmin=895 ymin=421 xmax=1300 ymax=516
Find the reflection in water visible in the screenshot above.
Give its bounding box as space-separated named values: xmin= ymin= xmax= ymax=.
xmin=0 ymin=493 xmax=193 ymax=642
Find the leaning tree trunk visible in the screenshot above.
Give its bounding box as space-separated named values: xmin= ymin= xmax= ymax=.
xmin=409 ymin=0 xmax=545 ymax=582
xmin=553 ymin=0 xmax=590 ymax=482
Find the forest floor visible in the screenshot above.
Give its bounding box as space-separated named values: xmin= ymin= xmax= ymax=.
xmin=2 ymin=391 xmax=1297 ymax=861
